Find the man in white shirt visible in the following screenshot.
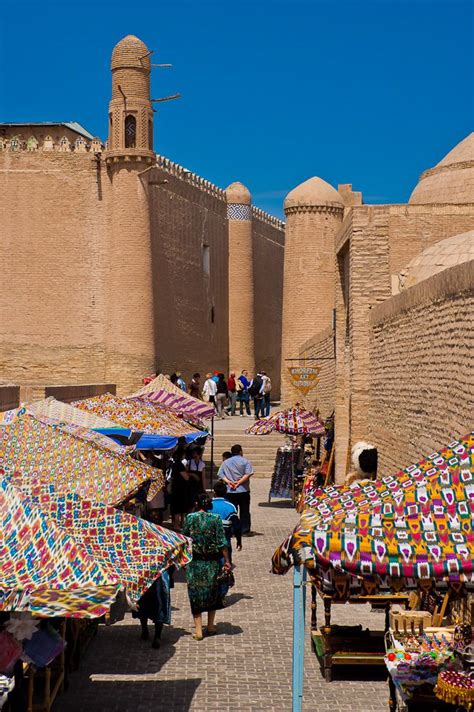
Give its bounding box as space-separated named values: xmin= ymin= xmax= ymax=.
xmin=217 ymin=444 xmax=254 ymax=535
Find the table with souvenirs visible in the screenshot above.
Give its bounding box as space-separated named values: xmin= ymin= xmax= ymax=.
xmin=385 ymin=612 xmax=474 ymax=711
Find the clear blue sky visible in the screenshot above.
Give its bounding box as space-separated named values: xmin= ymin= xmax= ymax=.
xmin=1 ymin=0 xmax=472 ymax=218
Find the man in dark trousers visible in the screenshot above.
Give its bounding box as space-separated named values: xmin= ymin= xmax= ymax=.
xmin=217 ymin=444 xmax=254 ymax=535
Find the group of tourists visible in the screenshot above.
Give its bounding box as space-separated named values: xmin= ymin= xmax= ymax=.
xmin=196 ymin=370 xmax=272 ymax=419
xmin=136 ymin=442 xmax=255 ymax=644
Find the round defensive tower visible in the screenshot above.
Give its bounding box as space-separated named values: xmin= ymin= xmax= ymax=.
xmin=104 ymin=35 xmax=156 ymax=392
xmin=280 ymin=177 xmax=344 ymax=405
xmin=226 ymin=182 xmax=255 ymax=376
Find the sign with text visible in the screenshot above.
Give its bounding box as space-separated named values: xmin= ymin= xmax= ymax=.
xmin=287 ymin=366 xmax=320 ymax=395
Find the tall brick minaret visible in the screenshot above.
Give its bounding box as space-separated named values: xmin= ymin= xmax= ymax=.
xmin=280 ymin=177 xmax=344 ymax=405
xmin=104 ymin=35 xmax=156 ymax=393
xmin=226 ymin=182 xmax=255 ymax=377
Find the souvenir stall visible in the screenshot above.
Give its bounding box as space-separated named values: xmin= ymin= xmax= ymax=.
xmin=271 ymin=432 xmax=474 ymax=712
xmin=0 ymin=466 xmax=192 ymax=711
xmin=247 ymin=405 xmax=325 ymax=503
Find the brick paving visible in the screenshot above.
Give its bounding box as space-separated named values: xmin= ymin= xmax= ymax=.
xmin=58 ymin=423 xmax=388 ymax=712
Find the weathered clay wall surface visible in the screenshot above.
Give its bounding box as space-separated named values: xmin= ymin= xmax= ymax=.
xmin=334 ymin=207 xmax=392 ymax=481
xmin=299 ymin=326 xmax=335 ymax=418
xmin=387 ymin=204 xmax=474 ymax=284
xmin=0 ymin=152 xmax=109 ymax=386
xmin=148 ymin=161 xmax=229 ymax=382
xmin=252 ymin=210 xmax=285 ymax=398
xmin=368 ymin=259 xmax=474 ymax=475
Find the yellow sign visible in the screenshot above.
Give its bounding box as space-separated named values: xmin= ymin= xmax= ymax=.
xmin=287 ymin=366 xmax=320 ymax=395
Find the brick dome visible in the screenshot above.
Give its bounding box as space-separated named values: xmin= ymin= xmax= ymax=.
xmin=409 ymin=132 xmax=474 ymax=205
xmin=284 ymin=177 xmax=344 ymax=210
xmin=399 ymin=230 xmax=474 ymax=290
xmin=111 ymin=35 xmax=151 ymax=70
xmin=225 ymin=182 xmax=251 ymax=205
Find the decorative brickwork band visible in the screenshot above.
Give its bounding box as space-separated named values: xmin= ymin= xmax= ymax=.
xmin=284 ymin=205 xmax=344 ymax=217
xmin=227 ymin=203 xmax=252 ymax=221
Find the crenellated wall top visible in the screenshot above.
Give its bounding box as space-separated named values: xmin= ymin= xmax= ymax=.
xmin=252 ymin=205 xmax=285 ymax=231
xmin=155 ymin=154 xmax=226 ymax=200
xmin=0 ymin=134 xmax=104 ymax=154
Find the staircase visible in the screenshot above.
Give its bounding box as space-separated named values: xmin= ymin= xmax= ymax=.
xmin=204 ymin=415 xmax=285 ymax=479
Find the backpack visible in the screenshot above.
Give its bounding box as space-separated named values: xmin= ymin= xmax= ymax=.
xmin=263 ymin=377 xmax=272 ymax=394
xmin=248 ymin=377 xmax=262 ymax=397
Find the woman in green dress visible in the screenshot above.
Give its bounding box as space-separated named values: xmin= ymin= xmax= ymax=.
xmin=182 ymin=493 xmax=231 ymax=640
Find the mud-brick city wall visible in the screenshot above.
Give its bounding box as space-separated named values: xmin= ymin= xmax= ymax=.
xmin=147 ymin=160 xmax=229 ymax=381
xmin=368 ymin=260 xmax=474 ymax=475
xmin=298 ymin=326 xmax=335 ymax=419
xmin=0 ymin=152 xmax=109 ymax=386
xmin=252 ymin=209 xmax=285 ymax=398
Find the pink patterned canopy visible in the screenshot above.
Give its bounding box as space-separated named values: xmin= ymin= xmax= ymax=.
xmin=247 ymin=405 xmax=325 ymax=436
xmin=129 ymin=374 xmax=215 ymax=420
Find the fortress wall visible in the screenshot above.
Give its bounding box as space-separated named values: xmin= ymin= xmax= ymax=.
xmin=0 ymin=151 xmax=109 ymax=386
xmin=334 ymin=207 xmax=392 ymax=481
xmin=298 ymin=326 xmax=335 ymax=418
xmin=252 ymin=210 xmax=285 ymax=397
xmin=368 ymin=259 xmax=474 ymax=474
xmin=148 ymin=161 xmax=229 ymax=382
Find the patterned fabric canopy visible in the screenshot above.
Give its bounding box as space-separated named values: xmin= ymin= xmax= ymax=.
xmin=27 ymin=488 xmax=192 ymax=602
xmin=72 ymin=393 xmax=207 ymax=446
xmin=0 ymin=397 xmax=130 ymax=437
xmin=0 ymin=414 xmax=160 ymax=505
xmin=272 ymin=433 xmax=474 ymax=592
xmin=130 ymin=374 xmax=215 ymax=419
xmin=247 ymin=405 xmax=325 ymax=436
xmin=0 ymin=478 xmax=120 ymax=617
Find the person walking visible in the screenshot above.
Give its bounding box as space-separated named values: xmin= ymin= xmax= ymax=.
xmin=169 ymin=445 xmax=193 ymax=531
xmin=202 ymin=373 xmax=217 ymax=412
xmin=226 ymin=372 xmax=237 ymax=416
xmin=215 ymin=373 xmax=228 ymax=419
xmin=176 ymin=372 xmax=186 ymax=391
xmin=211 ymin=480 xmax=242 ymax=564
xmin=182 ymin=494 xmax=231 ymax=640
xmin=187 ymin=445 xmax=206 ymax=504
xmin=217 ymin=444 xmax=254 ymax=535
xmin=261 ymin=371 xmax=272 ymax=417
xmin=133 ymin=568 xmax=172 ymax=649
xmin=248 ymin=372 xmax=264 ymax=419
xmin=189 ymin=373 xmax=201 ymax=399
xmin=236 ymin=370 xmax=251 ymax=417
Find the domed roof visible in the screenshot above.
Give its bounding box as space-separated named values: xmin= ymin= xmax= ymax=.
xmin=409 ymin=133 xmax=474 ymax=205
xmin=284 ymin=177 xmax=344 ymax=211
xmin=399 ymin=230 xmax=474 ymax=290
xmin=225 ymin=182 xmax=251 ymax=205
xmin=111 ymin=35 xmax=151 ymax=71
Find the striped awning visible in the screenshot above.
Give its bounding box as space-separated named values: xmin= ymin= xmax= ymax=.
xmin=130 ymin=374 xmax=215 ymax=419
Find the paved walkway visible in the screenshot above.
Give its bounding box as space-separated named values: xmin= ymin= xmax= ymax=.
xmin=58 ymin=426 xmax=388 ymax=711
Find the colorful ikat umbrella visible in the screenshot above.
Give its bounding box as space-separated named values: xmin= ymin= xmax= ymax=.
xmin=26 ymin=487 xmax=192 ymax=603
xmin=272 ymin=433 xmax=474 ymax=592
xmin=0 ymin=414 xmax=161 ymax=505
xmin=73 ymin=393 xmax=207 ymax=449
xmin=0 ymin=478 xmax=120 ymax=618
xmin=247 ymin=405 xmax=325 ymax=436
xmin=130 ymin=374 xmax=215 ymax=420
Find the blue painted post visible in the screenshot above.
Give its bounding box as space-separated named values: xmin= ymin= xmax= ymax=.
xmin=292 ymin=564 xmax=307 ymax=712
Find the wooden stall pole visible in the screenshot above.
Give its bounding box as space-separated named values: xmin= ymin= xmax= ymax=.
xmin=292 ymin=564 xmax=307 ymax=712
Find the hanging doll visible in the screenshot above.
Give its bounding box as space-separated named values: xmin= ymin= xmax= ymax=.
xmin=345 ymin=441 xmax=378 ymax=486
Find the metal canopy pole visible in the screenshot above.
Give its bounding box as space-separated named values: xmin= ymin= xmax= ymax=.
xmin=209 ymin=416 xmax=215 ymax=490
xmin=292 ymin=564 xmax=307 ymax=712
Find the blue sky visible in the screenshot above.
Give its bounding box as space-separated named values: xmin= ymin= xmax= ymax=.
xmin=1 ymin=0 xmax=472 ymax=218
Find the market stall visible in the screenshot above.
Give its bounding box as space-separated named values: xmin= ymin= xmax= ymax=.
xmin=272 ymin=432 xmax=474 ymax=711
xmin=0 ymin=413 xmax=162 ymax=505
xmin=72 ymin=393 xmax=208 ymax=449
xmin=247 ymin=405 xmax=325 ymax=502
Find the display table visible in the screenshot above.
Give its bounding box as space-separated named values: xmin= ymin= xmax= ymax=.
xmin=312 ymin=624 xmax=386 ymax=681
xmin=384 ymin=625 xmax=464 ymax=712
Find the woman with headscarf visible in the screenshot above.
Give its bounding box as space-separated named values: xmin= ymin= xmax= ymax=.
xmin=182 ymin=494 xmax=231 ymax=640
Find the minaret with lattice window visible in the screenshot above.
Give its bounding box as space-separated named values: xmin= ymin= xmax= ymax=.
xmin=106 ymin=34 xmax=154 ymax=160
